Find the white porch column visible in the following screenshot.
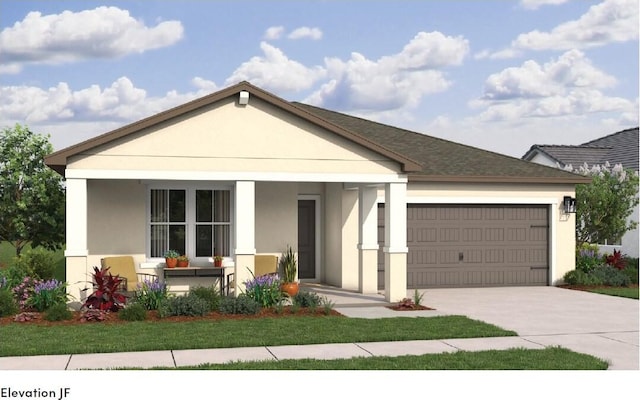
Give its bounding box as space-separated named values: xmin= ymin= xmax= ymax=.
xmin=384 ymin=182 xmax=408 ymax=302
xmin=234 ymin=181 xmax=256 ymax=296
xmin=358 ymin=185 xmax=379 ymax=293
xmin=64 ymin=178 xmax=89 ymax=307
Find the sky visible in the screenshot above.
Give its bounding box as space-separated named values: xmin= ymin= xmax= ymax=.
xmin=0 ymin=0 xmax=638 ymax=159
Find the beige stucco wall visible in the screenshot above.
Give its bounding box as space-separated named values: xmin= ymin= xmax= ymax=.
xmin=399 ymin=182 xmax=577 ymax=284
xmin=87 ymin=180 xmax=146 ymax=254
xmin=66 ymin=97 xmax=400 ymax=176
xmin=255 ymin=182 xmax=297 ymax=254
xmin=323 ymin=183 xmax=359 ymax=289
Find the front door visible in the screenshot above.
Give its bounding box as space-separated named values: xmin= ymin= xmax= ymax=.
xmin=298 ymin=199 xmax=316 ymax=279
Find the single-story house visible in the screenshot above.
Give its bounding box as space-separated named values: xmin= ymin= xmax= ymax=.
xmin=522 ymin=127 xmax=639 ymax=258
xmin=45 ymin=81 xmax=590 ymax=303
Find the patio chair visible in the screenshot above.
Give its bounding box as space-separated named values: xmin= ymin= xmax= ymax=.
xmin=225 ymin=255 xmax=279 ymax=296
xmin=100 ymin=256 xmax=156 ymax=292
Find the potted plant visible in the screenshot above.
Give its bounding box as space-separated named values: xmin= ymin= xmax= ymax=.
xmin=177 ymin=255 xmax=189 ymax=268
xmin=279 ymin=245 xmax=299 ymax=296
xmin=164 ymin=249 xmax=179 ymax=268
xmin=214 ymin=255 xmax=224 ymax=267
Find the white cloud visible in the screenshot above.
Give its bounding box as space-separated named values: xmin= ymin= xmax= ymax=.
xmin=481 ymin=50 xmax=617 ymax=101
xmin=305 ymin=31 xmax=469 ymax=112
xmin=0 ymin=76 xmax=214 ymax=125
xmin=0 ymin=6 xmax=184 ymax=71
xmin=263 ymin=26 xmax=284 ymax=40
xmin=488 ymin=0 xmax=638 ymax=58
xmin=288 ymin=27 xmax=323 ymax=40
xmin=472 ymin=50 xmax=634 ymax=122
xmin=224 ymin=42 xmax=326 ymax=92
xmin=191 ymin=77 xmax=218 ymax=92
xmin=520 ymin=0 xmax=570 ymax=10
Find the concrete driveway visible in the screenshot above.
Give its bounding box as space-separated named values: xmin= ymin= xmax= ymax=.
xmin=421 ymin=286 xmax=639 ymax=370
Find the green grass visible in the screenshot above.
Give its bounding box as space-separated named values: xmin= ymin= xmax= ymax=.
xmin=0 ymin=315 xmax=515 ymax=357
xmin=167 ymin=347 xmax=607 ymax=370
xmin=584 ymin=286 xmax=639 ymax=299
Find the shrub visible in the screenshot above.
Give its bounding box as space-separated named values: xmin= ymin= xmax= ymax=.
xmin=11 ymin=248 xmax=56 ymax=280
xmin=243 ymin=271 xmax=283 ymax=308
xmin=0 ymin=264 xmax=29 ymax=290
xmin=28 ymin=279 xmax=69 ymax=312
xmin=83 ymin=266 xmax=127 ymax=312
xmin=119 ymin=302 xmax=148 ymax=321
xmin=563 ymin=270 xmax=603 ymax=286
xmin=134 ymin=277 xmax=169 ymax=310
xmin=622 ymin=265 xmax=638 ymax=284
xmin=0 ymin=289 xmax=18 ymax=317
xmin=591 ymin=265 xmax=631 ymax=287
xmin=157 ymin=293 xmax=208 ymax=318
xmin=623 ymin=256 xmax=639 ymax=270
xmin=576 ymin=244 xmax=601 ymax=273
xmin=292 ymin=291 xmax=323 ymax=308
xmin=219 ymin=294 xmax=260 ymax=315
xmin=44 ymin=303 xmax=73 ymax=321
xmin=190 ymin=285 xmax=221 ymax=312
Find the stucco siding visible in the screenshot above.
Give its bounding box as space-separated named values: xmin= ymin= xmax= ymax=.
xmin=66 ymin=97 xmax=400 ymax=176
xmin=324 ymin=183 xmax=342 ymax=287
xmin=87 ymin=180 xmax=146 ymax=254
xmin=255 ymin=182 xmax=297 ymax=254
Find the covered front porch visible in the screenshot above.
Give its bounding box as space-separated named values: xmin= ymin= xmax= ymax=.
xmin=63 ymin=175 xmax=410 ymax=304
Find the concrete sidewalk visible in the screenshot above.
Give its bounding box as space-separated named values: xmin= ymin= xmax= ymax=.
xmin=0 ymin=286 xmax=637 ymax=370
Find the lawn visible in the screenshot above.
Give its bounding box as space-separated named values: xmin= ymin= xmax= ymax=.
xmin=584 ymin=286 xmax=639 ymax=299
xmin=170 ymin=347 xmax=608 ymax=370
xmin=0 ymin=315 xmax=516 ymax=357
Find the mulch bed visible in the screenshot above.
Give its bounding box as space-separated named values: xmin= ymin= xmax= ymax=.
xmin=0 ymin=307 xmax=344 ymax=327
xmin=386 ymin=304 xmax=435 ymax=311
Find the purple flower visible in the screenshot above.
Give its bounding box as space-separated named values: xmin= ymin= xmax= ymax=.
xmin=34 ymin=279 xmax=61 ymax=294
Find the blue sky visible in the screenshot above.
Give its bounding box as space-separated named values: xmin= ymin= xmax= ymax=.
xmin=0 ymin=0 xmax=637 ymax=158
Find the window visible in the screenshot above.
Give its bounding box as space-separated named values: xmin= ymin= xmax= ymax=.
xmin=149 ymin=187 xmax=232 ymax=259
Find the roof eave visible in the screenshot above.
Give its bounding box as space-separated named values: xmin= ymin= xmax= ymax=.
xmin=408 ymin=174 xmax=592 ymax=184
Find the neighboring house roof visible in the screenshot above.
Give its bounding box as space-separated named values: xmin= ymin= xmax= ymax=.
xmin=46 ymin=81 xmax=588 ymax=184
xmin=522 ymin=127 xmax=639 ymax=172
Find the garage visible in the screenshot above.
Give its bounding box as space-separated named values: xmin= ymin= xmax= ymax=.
xmin=378 ymin=204 xmax=549 ymax=289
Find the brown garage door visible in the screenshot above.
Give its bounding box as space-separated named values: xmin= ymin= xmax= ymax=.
xmin=378 ymin=204 xmax=549 ymax=289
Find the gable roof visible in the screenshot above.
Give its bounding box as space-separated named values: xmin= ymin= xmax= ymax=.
xmin=46 ymin=81 xmax=588 ymax=184
xmin=522 ymin=127 xmax=639 ymax=172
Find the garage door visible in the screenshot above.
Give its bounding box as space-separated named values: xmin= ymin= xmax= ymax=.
xmin=378 ymin=204 xmax=549 ymax=289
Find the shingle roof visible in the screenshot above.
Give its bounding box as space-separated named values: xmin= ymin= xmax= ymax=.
xmin=293 ymin=102 xmax=587 ymax=183
xmin=581 ymin=127 xmax=639 ymax=172
xmin=46 ymin=81 xmax=589 ymax=184
xmin=523 ymin=128 xmax=639 ymax=172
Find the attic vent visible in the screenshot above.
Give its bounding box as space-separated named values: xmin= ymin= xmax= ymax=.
xmin=239 ymin=91 xmax=249 ymax=105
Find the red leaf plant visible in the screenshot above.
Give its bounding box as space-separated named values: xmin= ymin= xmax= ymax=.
xmin=604 ymin=249 xmax=626 ymax=270
xmin=83 ymin=266 xmax=127 ymax=312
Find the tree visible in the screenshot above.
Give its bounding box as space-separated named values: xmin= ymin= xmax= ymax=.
xmin=0 ymin=124 xmax=65 ymax=256
xmin=565 ymin=162 xmax=639 ymax=247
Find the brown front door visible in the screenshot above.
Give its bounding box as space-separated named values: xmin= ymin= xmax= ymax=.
xmin=298 ymin=200 xmax=316 ymax=279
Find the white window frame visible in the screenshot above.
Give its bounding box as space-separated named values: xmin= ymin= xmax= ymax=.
xmin=146 ymin=182 xmax=234 ymax=265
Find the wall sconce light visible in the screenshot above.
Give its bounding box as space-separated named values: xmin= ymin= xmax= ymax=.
xmin=563 ymin=196 xmax=576 ymax=213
